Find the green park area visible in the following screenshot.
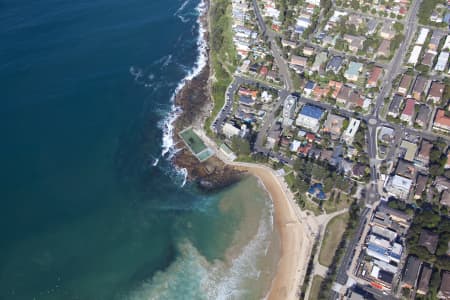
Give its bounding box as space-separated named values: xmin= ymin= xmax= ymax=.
xmin=308 ymin=275 xmax=324 ymax=300
xmin=319 ymin=212 xmax=350 ymax=267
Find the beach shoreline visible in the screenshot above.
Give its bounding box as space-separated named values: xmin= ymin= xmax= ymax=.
xmin=165 ymin=0 xmax=314 ymax=297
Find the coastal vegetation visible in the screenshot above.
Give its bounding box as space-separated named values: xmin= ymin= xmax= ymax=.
xmin=319 ymin=212 xmax=350 ymax=267
xmin=205 ymin=0 xmax=238 ymax=135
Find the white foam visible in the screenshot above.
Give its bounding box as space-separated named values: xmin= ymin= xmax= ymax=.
xmin=174 ymin=0 xmax=191 ymax=16
xmin=125 ymin=204 xmax=275 ymax=300
xmin=152 ymin=158 xmax=159 ymax=166
xmin=178 ymin=15 xmax=190 ymax=23
xmin=160 ymin=0 xmax=208 ymax=162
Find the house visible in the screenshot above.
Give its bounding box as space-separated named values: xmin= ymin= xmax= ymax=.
xmin=222 ymin=122 xmax=241 ymax=138
xmin=412 ymin=76 xmax=430 ymax=101
xmin=422 ymin=50 xmax=437 ymax=67
xmin=408 ymin=45 xmax=422 ymax=65
xmin=344 ymin=62 xmax=363 ymax=81
xmin=398 ymin=74 xmax=413 ymax=96
xmin=400 ymin=140 xmax=418 ymax=162
xmin=352 ymin=163 xmax=366 ymax=178
xmin=303 ymin=46 xmax=315 ymax=57
xmin=428 ymin=82 xmax=445 ymax=103
xmin=377 ymin=39 xmax=391 ymax=58
xmin=328 ymin=80 xmax=343 ymax=98
xmin=312 ymin=85 xmax=329 ymax=100
xmin=417 ymin=140 xmax=433 ymax=166
xmin=336 ymin=86 xmax=363 ymax=107
xmin=380 ymin=22 xmax=396 ymax=40
xmin=429 ymin=30 xmax=445 ymax=51
xmin=438 ymin=271 xmax=450 ymax=299
xmin=326 ymin=56 xmax=344 ymax=73
xmin=435 ymin=176 xmax=450 ymax=193
xmin=343 ymin=34 xmax=365 ymax=53
xmin=415 ymin=105 xmax=431 ymax=128
xmin=281 ymin=39 xmax=297 ymax=48
xmin=433 ymin=109 xmax=450 ymax=132
xmin=417 ymin=265 xmax=432 ymax=295
xmin=295 ymin=104 xmax=325 ymax=132
xmin=414 ymin=174 xmax=428 ymax=199
xmin=416 ymin=27 xmax=430 ymax=45
xmin=238 ymin=88 xmax=258 ymax=99
xmin=419 ymin=230 xmax=439 ymax=254
xmin=322 ymin=114 xmax=345 ymax=139
xmin=400 ymin=98 xmax=415 ymax=123
xmin=342 ymin=118 xmax=360 ymax=144
xmin=347 ymin=14 xmax=364 ymax=28
xmin=290 ymin=55 xmax=308 ymax=69
xmin=239 ymin=95 xmax=255 ymax=106
xmin=396 ymin=160 xmax=416 ymax=179
xmin=366 ymin=19 xmax=378 ymax=35
xmin=402 ymin=256 xmax=422 ymax=289
xmin=444 ymin=35 xmax=450 ymax=50
xmin=311 ymin=52 xmax=328 ymax=72
xmin=259 ymin=66 xmax=268 ymax=77
xmin=388 ymin=94 xmax=403 ymax=117
xmin=387 ymin=175 xmax=413 ymax=199
xmin=441 ymin=190 xmax=450 ymax=207
xmin=367 ymin=66 xmax=383 ymax=88
xmin=303 ymin=81 xmax=315 ymax=97
xmin=435 ymin=51 xmax=449 ymax=72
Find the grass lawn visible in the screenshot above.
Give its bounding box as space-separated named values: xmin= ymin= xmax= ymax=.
xmin=309 ymin=275 xmax=324 ymax=300
xmin=323 ymin=191 xmax=352 ymax=214
xmin=284 ymin=173 xmax=297 ymax=190
xmin=304 ymin=199 xmax=322 ymax=216
xmin=318 ymin=212 xmax=349 ymax=267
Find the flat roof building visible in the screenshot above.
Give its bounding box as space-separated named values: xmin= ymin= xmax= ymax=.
xmin=342 ymin=118 xmax=360 ymax=144
xmin=408 ymin=45 xmax=422 ymax=65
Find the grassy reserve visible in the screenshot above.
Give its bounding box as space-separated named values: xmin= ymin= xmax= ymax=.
xmin=308 ymin=275 xmax=324 ymax=300
xmin=318 ymin=212 xmax=350 ymax=267
xmin=205 ymin=0 xmax=238 ymax=135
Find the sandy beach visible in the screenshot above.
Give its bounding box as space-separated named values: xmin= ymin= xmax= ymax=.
xmin=233 ymin=163 xmax=311 ymax=300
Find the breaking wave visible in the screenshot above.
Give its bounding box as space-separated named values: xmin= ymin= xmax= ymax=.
xmin=159 ymin=0 xmax=207 ymax=161
xmin=124 ymin=195 xmax=275 ymax=300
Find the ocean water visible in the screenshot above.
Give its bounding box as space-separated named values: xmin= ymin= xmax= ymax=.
xmin=0 ymin=0 xmax=280 ymax=299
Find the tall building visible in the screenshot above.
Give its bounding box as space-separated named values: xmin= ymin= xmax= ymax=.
xmin=282 ymin=94 xmax=298 ymax=126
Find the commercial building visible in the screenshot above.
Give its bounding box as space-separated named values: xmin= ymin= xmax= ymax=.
xmin=295 ymin=104 xmax=325 ymax=132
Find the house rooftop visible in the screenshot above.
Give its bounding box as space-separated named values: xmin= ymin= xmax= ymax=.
xmin=402 ymin=256 xmax=422 ymax=288
xmin=419 ymin=230 xmax=439 ymax=254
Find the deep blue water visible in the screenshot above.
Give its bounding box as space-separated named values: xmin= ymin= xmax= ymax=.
xmin=0 ymin=0 xmax=279 ymax=299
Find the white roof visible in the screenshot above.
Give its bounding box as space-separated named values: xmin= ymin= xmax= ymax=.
xmin=373 ymin=259 xmax=398 ymax=274
xmin=416 ymin=28 xmax=430 ymax=45
xmin=391 ymin=175 xmax=413 ymax=192
xmin=392 ymin=243 xmax=403 ymax=255
xmin=290 ymin=140 xmax=301 ymax=152
xmin=435 ymin=51 xmax=449 ymax=71
xmin=369 ymin=234 xmax=391 ymax=249
xmin=408 ymin=45 xmax=422 ymax=65
xmin=443 ymin=35 xmax=450 ymax=50
xmin=343 ymin=118 xmax=360 ymax=139
xmin=372 ymin=225 xmax=397 ymax=241
xmin=371 ymin=265 xmax=380 ymax=278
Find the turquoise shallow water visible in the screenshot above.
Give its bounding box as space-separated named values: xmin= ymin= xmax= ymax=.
xmin=0 ymin=0 xmax=279 ymax=299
